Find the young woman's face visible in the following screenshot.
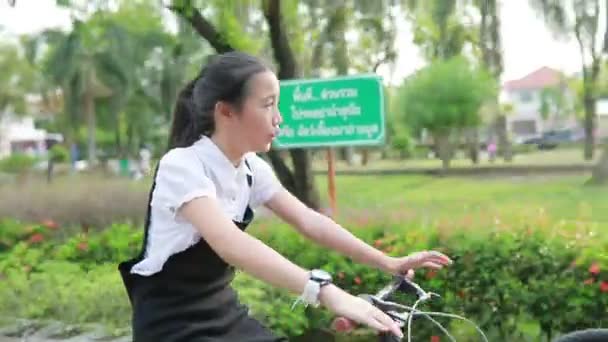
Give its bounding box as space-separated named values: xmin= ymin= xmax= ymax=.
xmin=232 ymin=70 xmax=282 ymax=153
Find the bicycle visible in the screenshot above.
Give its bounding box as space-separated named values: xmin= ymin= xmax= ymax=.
xmin=553 ymin=329 xmax=608 ymax=342
xmin=331 ymin=275 xmax=608 ymax=342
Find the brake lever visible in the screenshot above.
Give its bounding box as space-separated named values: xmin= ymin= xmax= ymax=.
xmin=386 ymin=311 xmax=409 ymax=325
xmin=356 ymin=293 xmax=414 ymax=312
xmin=358 ymin=276 xmax=441 ymax=314
xmin=375 ymin=275 xmax=405 ymax=300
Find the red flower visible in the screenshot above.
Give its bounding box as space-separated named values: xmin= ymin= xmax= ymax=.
xmin=77 ymin=241 xmax=88 ymax=251
xmin=600 ymin=281 xmax=608 ymax=293
xmin=584 ymin=278 xmax=595 ymax=285
xmin=28 ymin=233 xmax=44 ymax=244
xmin=589 ymin=262 xmax=601 ymax=275
xmin=431 ymin=335 xmax=441 ymax=342
xmin=425 ymin=270 xmax=437 ymax=280
xmin=41 ymin=219 xmax=59 ymax=230
xmin=354 ymin=276 xmax=362 ymax=285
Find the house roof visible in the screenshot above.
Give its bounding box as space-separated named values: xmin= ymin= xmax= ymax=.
xmin=504 ymin=66 xmax=564 ymax=91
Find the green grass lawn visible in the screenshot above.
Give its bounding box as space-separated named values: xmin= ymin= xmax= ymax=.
xmin=0 ymin=157 xmax=605 ymax=234
xmin=307 ymin=173 xmax=607 ymax=232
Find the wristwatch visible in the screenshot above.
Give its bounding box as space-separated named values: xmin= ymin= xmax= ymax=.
xmin=292 ymin=269 xmax=333 ymax=309
xmin=310 ymin=269 xmax=332 ymax=287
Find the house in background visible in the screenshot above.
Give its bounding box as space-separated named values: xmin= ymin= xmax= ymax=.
xmin=500 ymin=66 xmax=579 ymax=143
xmin=0 ymin=111 xmax=62 ymax=159
xmin=594 ymin=99 xmax=608 ymax=139
xmin=0 ymin=91 xmax=64 ymax=159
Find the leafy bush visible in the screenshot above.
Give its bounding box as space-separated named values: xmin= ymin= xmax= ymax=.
xmin=0 ymin=220 xmax=606 ymax=341
xmin=0 ymin=261 xmax=130 ymax=333
xmin=246 ymin=223 xmax=608 ymax=340
xmin=391 ymin=132 xmax=414 ymax=159
xmin=0 ymin=154 xmax=37 ymax=174
xmin=53 ymin=223 xmax=143 ymax=268
xmin=49 ymin=144 xmax=69 ymax=163
xmin=0 ymin=220 xmax=142 ymax=273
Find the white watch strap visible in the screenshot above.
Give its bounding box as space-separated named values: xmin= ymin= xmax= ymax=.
xmin=291 ymin=279 xmax=321 ymax=309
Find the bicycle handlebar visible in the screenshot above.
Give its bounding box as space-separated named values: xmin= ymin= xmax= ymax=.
xmin=332 ymin=274 xmax=492 ymax=342
xmin=332 ymin=275 xmax=431 ymax=333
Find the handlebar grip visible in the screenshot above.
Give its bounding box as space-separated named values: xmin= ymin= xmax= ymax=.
xmin=332 ymin=317 xmax=357 ymax=332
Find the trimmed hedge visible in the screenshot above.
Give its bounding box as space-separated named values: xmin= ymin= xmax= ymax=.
xmin=1 ymin=219 xmax=607 ymax=341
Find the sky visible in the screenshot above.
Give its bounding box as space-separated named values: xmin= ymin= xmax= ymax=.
xmin=0 ymin=0 xmax=589 ymax=85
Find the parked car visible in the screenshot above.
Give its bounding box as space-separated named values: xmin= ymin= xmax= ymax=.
xmin=517 ymin=135 xmax=542 ymax=145
xmin=536 ymin=129 xmax=584 ymax=150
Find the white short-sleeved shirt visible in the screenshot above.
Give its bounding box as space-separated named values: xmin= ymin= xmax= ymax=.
xmin=130 ymin=136 xmax=283 ymax=276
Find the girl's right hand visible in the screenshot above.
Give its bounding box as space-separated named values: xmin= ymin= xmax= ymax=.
xmin=319 ymin=284 xmax=403 ymax=339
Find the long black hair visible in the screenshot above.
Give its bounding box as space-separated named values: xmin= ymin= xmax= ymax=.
xmin=167 ymin=51 xmax=269 ymax=150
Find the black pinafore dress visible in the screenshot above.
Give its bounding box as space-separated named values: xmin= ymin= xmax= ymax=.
xmin=118 ymin=163 xmax=287 ymax=342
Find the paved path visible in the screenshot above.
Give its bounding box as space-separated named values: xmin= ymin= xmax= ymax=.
xmin=0 ymin=320 xmax=130 ymax=342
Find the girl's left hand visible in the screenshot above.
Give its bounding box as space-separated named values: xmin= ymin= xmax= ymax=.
xmin=382 ymin=250 xmax=452 ymax=276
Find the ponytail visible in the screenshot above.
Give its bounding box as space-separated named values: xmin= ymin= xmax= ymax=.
xmin=167 ymin=79 xmax=198 ymax=150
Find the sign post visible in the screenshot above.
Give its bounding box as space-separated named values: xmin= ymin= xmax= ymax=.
xmin=273 ymin=74 xmax=386 ymax=216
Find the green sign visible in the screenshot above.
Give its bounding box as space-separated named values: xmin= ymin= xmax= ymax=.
xmin=273 ymin=74 xmax=386 ymax=148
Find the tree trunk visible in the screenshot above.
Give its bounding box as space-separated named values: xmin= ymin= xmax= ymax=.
xmin=169 ymin=3 xmax=233 ymax=54
xmin=114 ymin=109 xmax=123 ymax=158
xmin=126 ymin=122 xmax=133 ymax=158
xmin=588 ymin=143 xmax=608 ymax=185
xmin=46 ymin=159 xmax=54 ymax=184
xmin=583 ymin=94 xmax=596 ymax=160
xmin=433 ymin=131 xmax=452 ymax=172
xmin=381 ymin=147 xmax=389 ymax=160
xmin=496 ymin=114 xmax=512 ymax=162
xmin=291 ymin=148 xmax=320 ymax=209
xmin=115 ymin=127 xmax=121 ymax=157
xmin=85 ymin=90 xmax=96 ymax=166
xmin=361 ymin=149 xmax=370 ymax=166
xmin=478 ymin=0 xmax=506 ymax=164
xmin=330 ymin=3 xmax=355 ymax=165
xmin=337 ymin=148 xmax=355 ymax=164
xmin=575 ymin=12 xmax=600 ymax=161
xmin=465 ymin=127 xmax=479 ymax=164
xmin=264 ymin=0 xmax=320 ymax=209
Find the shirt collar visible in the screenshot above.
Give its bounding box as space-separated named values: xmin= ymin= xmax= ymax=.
xmin=193 ymin=135 xmax=253 ymax=178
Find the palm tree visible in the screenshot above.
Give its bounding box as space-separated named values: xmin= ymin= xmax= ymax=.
xmin=44 ymin=20 xmax=117 ymax=165
xmin=0 ymin=40 xmax=34 ymax=116
xmin=475 ymin=0 xmax=511 ymax=162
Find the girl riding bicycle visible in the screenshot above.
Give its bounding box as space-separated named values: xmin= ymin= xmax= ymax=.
xmin=118 ymin=51 xmax=452 ymax=341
